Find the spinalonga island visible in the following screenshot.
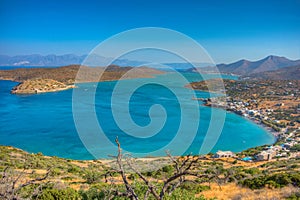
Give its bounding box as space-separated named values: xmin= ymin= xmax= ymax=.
xmin=11 ymin=79 xmax=76 ymax=94
xmin=0 ymin=65 xmax=164 ymax=94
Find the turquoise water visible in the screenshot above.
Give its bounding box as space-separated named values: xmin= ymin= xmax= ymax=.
xmin=0 ymin=73 xmax=275 ymax=159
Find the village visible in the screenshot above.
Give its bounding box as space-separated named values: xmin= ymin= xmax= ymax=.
xmin=189 ymin=79 xmax=300 ymax=162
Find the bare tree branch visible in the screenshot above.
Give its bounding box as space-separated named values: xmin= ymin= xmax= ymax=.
xmin=0 ymin=165 xmax=51 ymax=200
xmin=113 ymin=137 xmax=206 ymax=200
xmin=115 ymin=137 xmax=139 ymax=200
xmin=126 ymin=158 xmax=160 ymax=200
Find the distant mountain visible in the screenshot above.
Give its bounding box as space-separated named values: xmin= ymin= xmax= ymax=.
xmin=1 ymin=54 xmax=299 ymax=78
xmin=163 ymin=62 xmax=213 ymax=69
xmin=247 ymin=65 xmax=300 ymax=80
xmin=0 ymin=54 xmax=145 ymax=67
xmin=216 ymin=55 xmax=300 ymax=75
xmin=0 ymin=54 xmax=85 ymax=66
xmin=0 ymin=54 xmax=214 ymax=69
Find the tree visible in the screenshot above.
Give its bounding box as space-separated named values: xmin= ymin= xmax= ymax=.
xmin=0 ymin=166 xmax=50 ymax=200
xmin=109 ymin=137 xmax=209 ymax=200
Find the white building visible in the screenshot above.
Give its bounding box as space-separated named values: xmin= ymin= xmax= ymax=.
xmin=214 ymin=150 xmax=236 ymax=158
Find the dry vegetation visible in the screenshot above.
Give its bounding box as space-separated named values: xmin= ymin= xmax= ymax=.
xmin=0 ymin=144 xmax=299 ymax=200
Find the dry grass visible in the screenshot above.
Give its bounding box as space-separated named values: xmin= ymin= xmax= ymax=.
xmin=200 ymin=183 xmax=299 ymax=200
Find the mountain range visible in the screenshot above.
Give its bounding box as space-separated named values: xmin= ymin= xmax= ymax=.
xmin=216 ymin=55 xmax=300 ymax=75
xmin=0 ymin=54 xmax=145 ymax=67
xmin=0 ymin=54 xmax=299 ymax=79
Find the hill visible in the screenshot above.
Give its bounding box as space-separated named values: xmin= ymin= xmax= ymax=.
xmin=0 ymin=65 xmax=164 ymax=84
xmin=246 ymin=65 xmax=300 ymax=80
xmin=216 ymin=55 xmax=300 ymax=75
xmin=0 ymin=65 xmax=164 ymax=94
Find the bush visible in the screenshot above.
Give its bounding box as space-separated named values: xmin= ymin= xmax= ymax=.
xmin=287 ymin=192 xmax=300 ymax=200
xmin=79 ymin=187 xmax=105 ymax=200
xmin=67 ymin=165 xmax=81 ymax=174
xmin=180 ymin=182 xmax=210 ymax=193
xmin=241 ymin=176 xmax=266 ymax=189
xmin=240 ymin=173 xmax=300 ymax=189
xmin=290 ymin=144 xmax=300 ymax=152
xmin=51 ymin=168 xmax=61 ymax=176
xmin=84 ymin=170 xmax=102 ymax=184
xmin=37 ymin=188 xmax=80 ymax=200
xmin=244 ymin=168 xmax=261 ymax=175
xmin=162 ymin=165 xmax=174 ymax=173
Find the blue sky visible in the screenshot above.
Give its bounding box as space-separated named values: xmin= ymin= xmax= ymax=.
xmin=0 ymin=0 xmax=299 ymax=63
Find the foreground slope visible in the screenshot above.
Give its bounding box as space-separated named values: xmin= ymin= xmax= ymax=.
xmin=0 ymin=145 xmax=299 ymax=199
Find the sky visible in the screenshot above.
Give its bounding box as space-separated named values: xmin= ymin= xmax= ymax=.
xmin=0 ymin=0 xmax=299 ymax=63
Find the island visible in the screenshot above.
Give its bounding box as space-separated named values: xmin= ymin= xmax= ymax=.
xmin=11 ymin=79 xmax=76 ymax=94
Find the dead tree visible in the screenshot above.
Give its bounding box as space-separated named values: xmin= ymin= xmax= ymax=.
xmin=113 ymin=137 xmax=208 ymax=200
xmin=0 ymin=166 xmax=50 ymax=200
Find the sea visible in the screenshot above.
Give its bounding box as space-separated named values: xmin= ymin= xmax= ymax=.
xmin=0 ymin=67 xmax=275 ymax=159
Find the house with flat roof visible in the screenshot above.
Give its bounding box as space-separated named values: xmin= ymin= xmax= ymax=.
xmin=256 ymin=150 xmax=276 ymax=161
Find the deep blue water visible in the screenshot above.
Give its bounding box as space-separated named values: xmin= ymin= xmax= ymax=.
xmin=0 ymin=73 xmax=275 ymax=159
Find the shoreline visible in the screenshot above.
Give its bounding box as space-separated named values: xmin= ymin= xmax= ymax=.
xmin=10 ymin=79 xmax=76 ymax=95
xmin=203 ymin=102 xmax=280 ymax=140
xmin=0 ymin=75 xmax=287 ymax=162
xmin=0 ymin=73 xmax=165 ymax=95
xmin=0 ymin=91 xmax=279 ymax=162
xmin=11 ymin=84 xmax=76 ymax=94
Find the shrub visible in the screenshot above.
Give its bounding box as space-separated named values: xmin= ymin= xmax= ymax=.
xmin=37 ymin=188 xmax=80 ymax=200
xmin=67 ymin=165 xmax=81 ymax=174
xmin=240 ymin=173 xmax=300 ymax=189
xmin=162 ymin=165 xmax=174 ymax=173
xmin=244 ymin=168 xmax=261 ymax=175
xmin=287 ymin=192 xmax=300 ymax=200
xmin=84 ymin=170 xmax=102 ymax=184
xmin=79 ymin=187 xmax=105 ymax=200
xmin=241 ymin=176 xmax=266 ymax=189
xmin=179 ymin=182 xmax=210 ymax=193
xmin=290 ymin=144 xmax=300 ymax=152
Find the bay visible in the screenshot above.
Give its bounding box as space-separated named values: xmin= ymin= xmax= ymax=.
xmin=0 ymin=73 xmax=275 ymax=159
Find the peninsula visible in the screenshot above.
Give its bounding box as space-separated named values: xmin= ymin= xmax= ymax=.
xmin=0 ymin=65 xmax=164 ymax=94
